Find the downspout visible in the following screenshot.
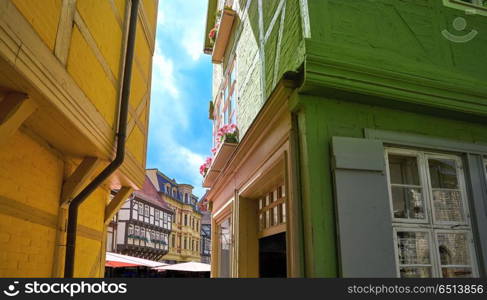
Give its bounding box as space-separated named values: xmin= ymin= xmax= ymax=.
xmin=64 ymin=0 xmax=140 ymax=278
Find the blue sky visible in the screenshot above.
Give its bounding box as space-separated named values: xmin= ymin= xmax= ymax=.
xmin=146 ymin=0 xmax=212 ymax=198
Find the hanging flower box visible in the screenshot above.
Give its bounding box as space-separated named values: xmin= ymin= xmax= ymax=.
xmin=202 ymin=124 xmax=239 ymax=188
xmin=211 ymin=8 xmax=236 ymax=64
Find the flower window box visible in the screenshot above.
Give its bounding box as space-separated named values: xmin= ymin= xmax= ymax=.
xmin=201 ymin=124 xmax=239 ymax=188
xmin=211 ymin=8 xmax=236 ymax=64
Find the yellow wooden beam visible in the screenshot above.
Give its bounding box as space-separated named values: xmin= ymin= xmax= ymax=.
xmin=54 ymin=0 xmax=77 ymax=65
xmin=104 ymin=186 xmax=133 ymax=225
xmin=0 ymin=92 xmax=35 ymax=146
xmin=52 ymin=156 xmax=101 ymax=277
xmin=61 ymin=157 xmax=101 ymax=207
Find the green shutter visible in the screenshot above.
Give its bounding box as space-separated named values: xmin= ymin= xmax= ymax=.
xmin=331 ymin=137 xmax=397 ymax=277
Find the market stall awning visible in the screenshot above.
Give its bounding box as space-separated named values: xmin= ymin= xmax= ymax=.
xmin=154 ymin=261 xmax=211 ymax=272
xmin=105 ymin=260 xmax=138 ymax=268
xmin=105 ymin=252 xmax=167 ymax=268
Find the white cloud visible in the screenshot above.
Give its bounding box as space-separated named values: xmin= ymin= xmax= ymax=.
xmin=152 ymin=46 xmax=179 ymax=99
xmin=157 ymin=0 xmax=207 ymax=61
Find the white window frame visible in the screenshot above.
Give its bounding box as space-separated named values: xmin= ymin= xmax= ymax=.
xmin=444 ymin=0 xmax=487 ymax=16
xmin=434 ymin=229 xmax=478 ymax=275
xmin=386 ymin=147 xmax=478 ymax=278
xmin=393 ymin=227 xmax=437 ymax=277
xmin=452 ymin=0 xmax=486 ymax=7
xmin=425 ymin=153 xmax=471 ymax=227
xmin=385 ymin=148 xmax=430 ymax=225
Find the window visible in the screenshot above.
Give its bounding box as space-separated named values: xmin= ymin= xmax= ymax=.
xmin=144 ymin=205 xmax=149 ymax=217
xmin=138 ymin=203 xmax=144 ymax=221
xmin=218 ymin=216 xmax=232 ymax=278
xmin=213 ymin=59 xmax=237 ymax=146
xmin=258 ymin=184 xmax=286 ymax=236
xmin=128 ymin=224 xmax=134 ymax=244
xmin=455 ymin=0 xmax=487 ymax=7
xmin=184 ymin=214 xmax=188 ymax=226
xmin=386 ymin=149 xmax=478 ymax=278
xmin=155 ymin=210 xmax=160 ymax=226
xmin=172 ymin=234 xmax=175 ymax=248
xmin=132 ymin=201 xmax=138 ymax=219
xmin=184 ymin=237 xmax=187 ymax=250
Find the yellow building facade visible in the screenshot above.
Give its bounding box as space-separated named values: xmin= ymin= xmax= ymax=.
xmin=146 ymin=169 xmax=202 ymax=263
xmin=0 ymin=0 xmax=157 ymax=277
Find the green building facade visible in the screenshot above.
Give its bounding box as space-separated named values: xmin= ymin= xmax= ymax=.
xmin=203 ymin=0 xmax=487 ymax=278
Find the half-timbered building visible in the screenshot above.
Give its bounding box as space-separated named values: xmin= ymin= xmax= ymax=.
xmin=107 ymin=176 xmax=173 ymax=261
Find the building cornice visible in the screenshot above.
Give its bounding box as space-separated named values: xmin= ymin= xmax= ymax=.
xmin=302 ymin=39 xmax=487 ymax=119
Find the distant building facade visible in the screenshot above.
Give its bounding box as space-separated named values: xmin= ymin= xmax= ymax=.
xmin=107 ymin=176 xmax=174 ymax=261
xmin=147 ymin=169 xmax=202 ymax=263
xmin=199 ymin=193 xmax=211 ymax=264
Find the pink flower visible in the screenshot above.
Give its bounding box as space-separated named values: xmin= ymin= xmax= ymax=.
xmin=211 ymin=147 xmax=217 ymax=155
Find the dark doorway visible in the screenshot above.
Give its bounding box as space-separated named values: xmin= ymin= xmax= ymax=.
xmin=259 ymin=232 xmax=287 ymax=277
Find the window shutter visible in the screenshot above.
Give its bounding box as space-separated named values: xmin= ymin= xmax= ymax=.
xmin=331 ymin=137 xmax=397 ymax=277
xmin=465 ymin=154 xmax=487 ymax=277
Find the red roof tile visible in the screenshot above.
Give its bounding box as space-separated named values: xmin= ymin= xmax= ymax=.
xmin=134 ymin=176 xmax=172 ymax=211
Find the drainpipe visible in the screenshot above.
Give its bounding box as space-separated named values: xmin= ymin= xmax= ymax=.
xmin=64 ymin=0 xmax=140 ymax=278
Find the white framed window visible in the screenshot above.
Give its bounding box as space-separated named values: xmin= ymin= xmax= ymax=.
xmin=444 ymin=0 xmax=487 ymax=15
xmin=128 ymin=224 xmax=134 ymax=244
xmin=453 ymin=0 xmax=487 ymax=7
xmin=155 ymin=210 xmax=160 ymax=226
xmin=386 ymin=148 xmax=478 ymax=278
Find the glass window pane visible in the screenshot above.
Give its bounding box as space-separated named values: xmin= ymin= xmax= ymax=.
xmin=442 ymin=267 xmax=473 ymax=278
xmin=400 ymin=267 xmax=432 ymax=278
xmin=396 ymin=231 xmax=431 ymax=265
xmin=282 ymin=203 xmax=286 ymax=223
xmin=437 ymin=232 xmax=471 ymax=266
xmin=391 ymin=187 xmax=425 ymax=220
xmin=428 ymin=158 xmax=459 ymax=189
xmin=219 ymin=217 xmax=232 ymax=278
xmin=388 ymin=155 xmax=420 ymax=185
xmin=432 ymin=190 xmax=465 ymax=222
xmin=273 ymin=206 xmax=279 ymax=226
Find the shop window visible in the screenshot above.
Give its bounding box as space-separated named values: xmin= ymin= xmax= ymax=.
xmin=386 ymin=149 xmax=478 ymax=278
